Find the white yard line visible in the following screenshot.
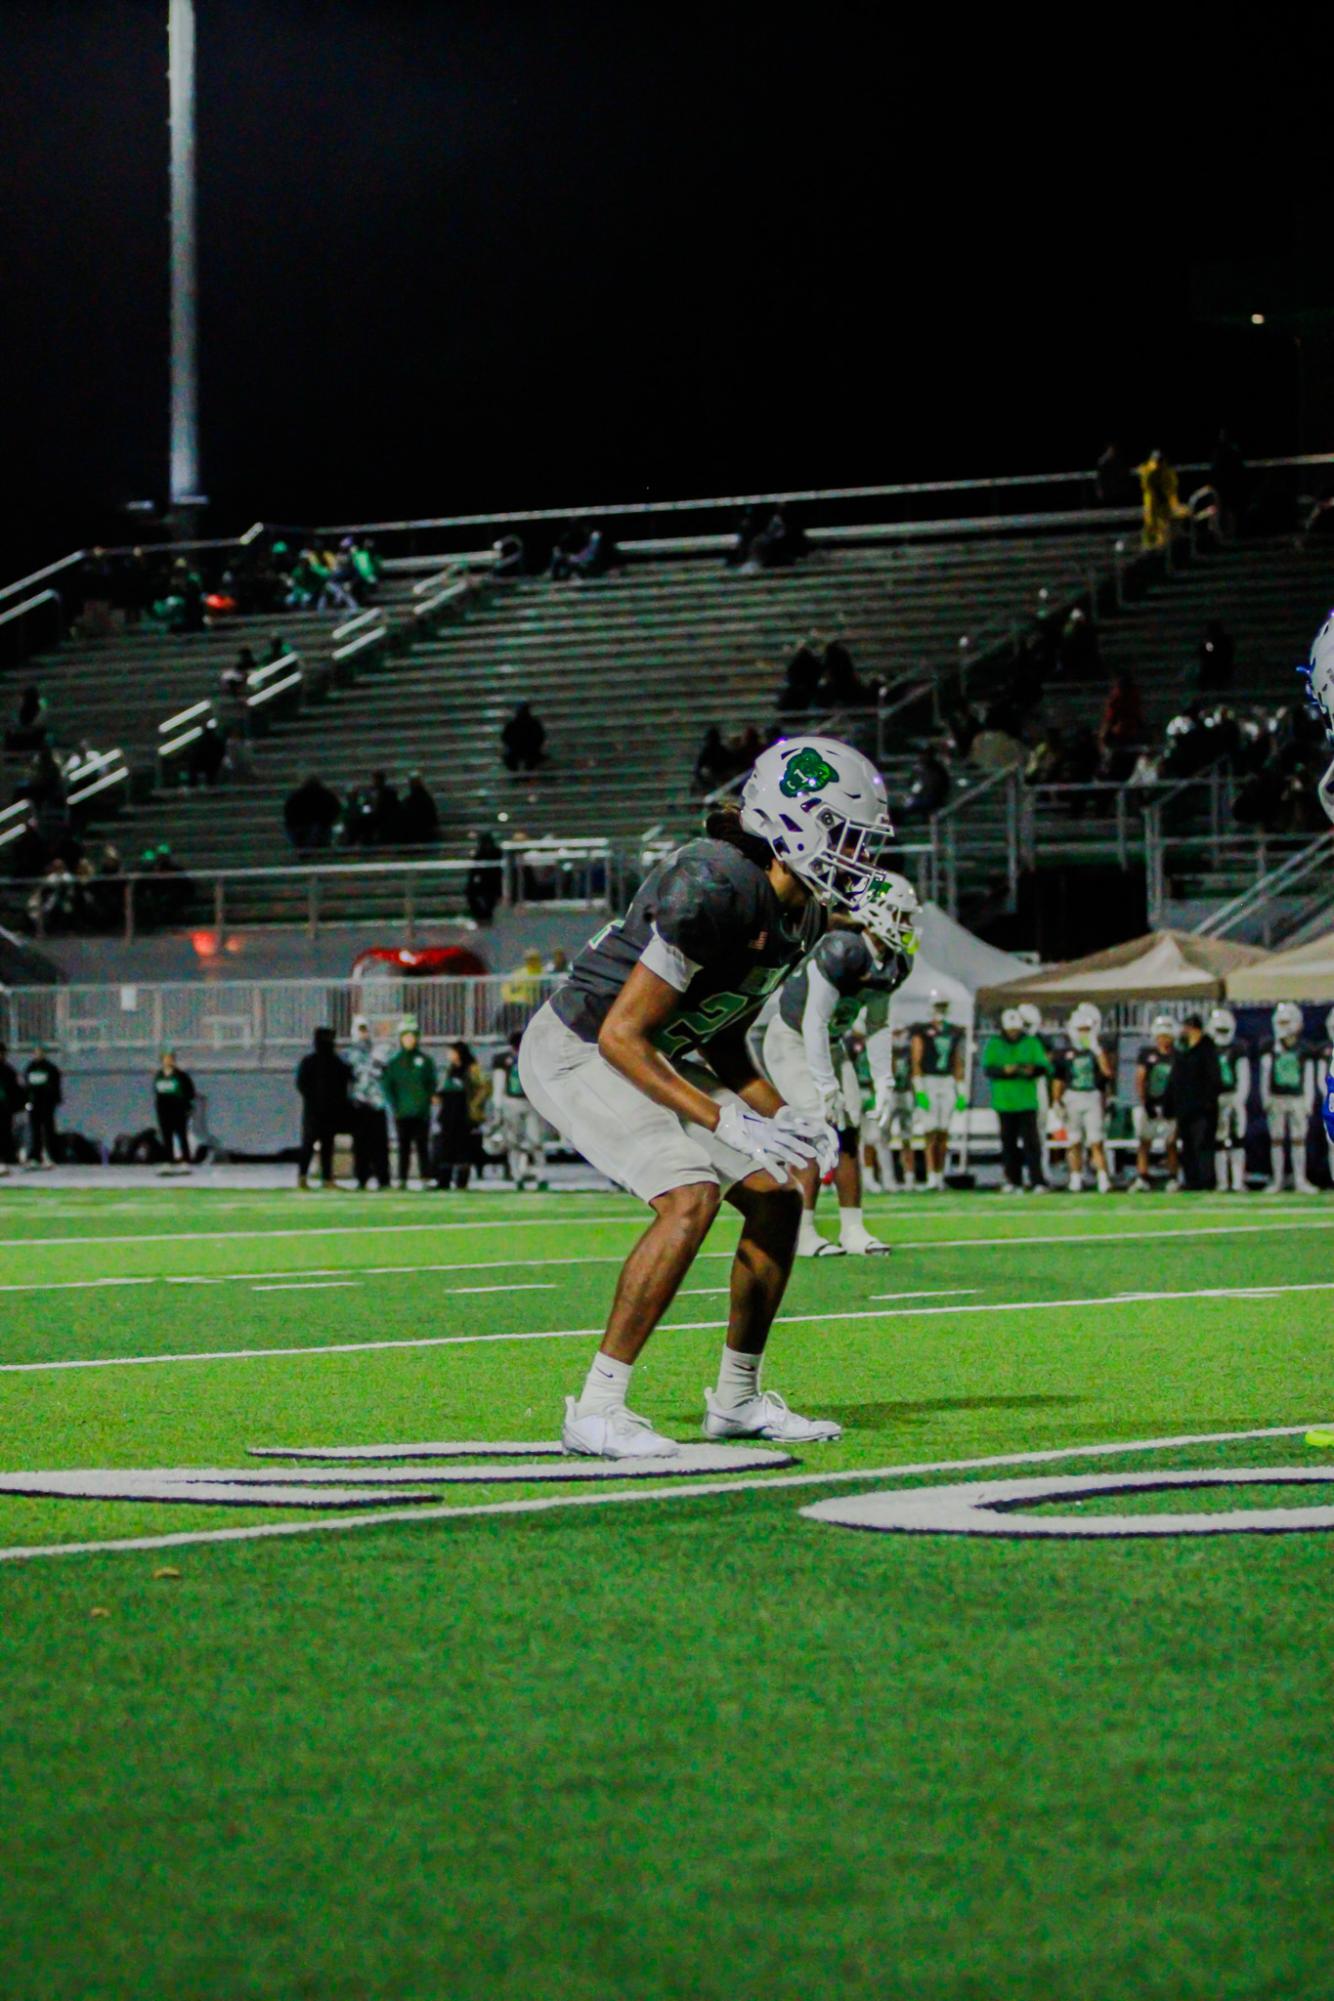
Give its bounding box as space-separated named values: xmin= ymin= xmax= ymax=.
xmin=1 ymin=1421 xmax=1325 ymax=1565
xmin=0 ymin=1217 xmax=1330 ymax=1298
xmin=7 ymin=1279 xmax=1333 ymax=1376
xmin=444 ymin=1283 xmax=556 ymax=1296
xmin=251 ymin=1280 xmax=361 ymax=1293
xmin=0 ymin=1214 xmax=637 ymax=1251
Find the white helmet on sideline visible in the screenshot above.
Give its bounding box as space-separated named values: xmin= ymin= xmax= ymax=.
xmin=1001 ymin=1007 xmax=1025 ymax=1034
xmin=1017 ymin=1003 xmax=1043 ymax=1036
xmin=1298 ymin=611 xmax=1334 ymax=824
xmin=740 ymin=735 xmax=894 ymax=912
xmin=1273 ymin=1001 xmax=1303 ymax=1042
xmin=848 ymin=870 xmax=920 ymax=955
xmin=1151 ymin=1013 xmax=1177 ymax=1041
xmin=1207 ymin=1006 xmax=1236 ymax=1047
xmin=1068 ymin=1002 xmax=1102 ymax=1047
xmin=928 ymin=987 xmax=951 ymax=1018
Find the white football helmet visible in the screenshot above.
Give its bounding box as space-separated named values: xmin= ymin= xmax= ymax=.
xmin=1000 ymin=1007 xmax=1025 ymax=1034
xmin=740 ymin=735 xmax=895 ymax=911
xmin=928 ymin=987 xmax=950 ymax=1019
xmin=848 ymin=870 xmax=920 ymax=955
xmin=1151 ymin=1013 xmax=1177 ymax=1041
xmin=1068 ymin=1002 xmax=1102 ymax=1048
xmin=1273 ymin=1001 xmax=1303 ymax=1042
xmin=1298 ymin=611 xmax=1334 ymax=824
xmin=1207 ymin=1006 xmax=1236 ymax=1047
xmin=1016 ymin=1003 xmax=1043 ymax=1036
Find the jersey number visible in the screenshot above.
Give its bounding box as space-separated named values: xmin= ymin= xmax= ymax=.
xmin=654 ymin=990 xmax=754 ymax=1057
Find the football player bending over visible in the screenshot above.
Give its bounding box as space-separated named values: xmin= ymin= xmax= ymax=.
xmin=761 ymin=871 xmax=918 ymax=1255
xmin=519 ymin=735 xmax=894 ymax=1459
xmin=1298 ymin=613 xmax=1334 ymax=1154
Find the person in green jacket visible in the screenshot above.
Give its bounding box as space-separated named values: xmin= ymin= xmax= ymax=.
xmin=380 ymin=1017 xmax=438 ymax=1188
xmin=982 ymin=1008 xmax=1053 ymax=1193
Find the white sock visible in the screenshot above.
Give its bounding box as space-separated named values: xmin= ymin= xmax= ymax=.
xmin=578 ymin=1352 xmax=632 ymax=1416
xmin=797 ymin=1210 xmax=825 ymax=1254
xmin=715 ymin=1345 xmax=761 ymax=1409
xmin=839 ymin=1205 xmax=864 ymax=1243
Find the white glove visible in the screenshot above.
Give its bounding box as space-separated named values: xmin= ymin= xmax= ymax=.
xmin=714 ymin=1100 xmax=818 ymax=1183
xmin=775 ymin=1104 xmax=839 ymax=1181
xmin=817 ymin=1083 xmax=847 ymax=1130
xmin=873 ymin=1082 xmax=894 ymax=1127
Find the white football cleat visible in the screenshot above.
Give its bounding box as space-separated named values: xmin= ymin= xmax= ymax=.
xmin=1069 ymin=1174 xmax=1084 ymax=1194
xmin=561 ymin=1398 xmax=679 ymax=1460
xmin=702 ymin=1388 xmax=842 ymax=1444
xmin=1131 ymin=1176 xmax=1151 ymax=1193
xmin=839 ymin=1229 xmax=892 ymax=1255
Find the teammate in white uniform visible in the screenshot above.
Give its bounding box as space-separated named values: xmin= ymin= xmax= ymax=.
xmin=519 ymin=734 xmax=894 ymax=1459
xmin=1206 ymin=1006 xmax=1251 ymax=1194
xmin=762 ymin=872 xmax=917 ymax=1255
xmin=911 ymin=992 xmax=966 ymax=1191
xmin=1261 ymin=1002 xmax=1315 ymax=1193
xmin=1053 ymin=1002 xmax=1113 ymax=1192
xmin=491 ymin=1032 xmax=549 ymax=1188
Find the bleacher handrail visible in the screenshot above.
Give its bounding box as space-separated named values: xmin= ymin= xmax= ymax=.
xmin=1192 ymin=829 xmax=1334 ymax=939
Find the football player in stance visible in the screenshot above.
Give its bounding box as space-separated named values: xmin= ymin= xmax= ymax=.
xmin=761 ymin=871 xmax=918 ymax=1255
xmin=1053 ymin=1002 xmax=1114 ymax=1193
xmin=911 ymin=990 xmax=966 ymax=1191
xmin=1133 ymin=1015 xmax=1180 ymax=1191
xmin=1262 ymin=1002 xmax=1315 ymax=1193
xmin=1207 ymin=1006 xmax=1251 ymax=1193
xmin=491 ymin=1031 xmax=548 ymax=1189
xmin=1297 ymin=615 xmax=1334 ymax=1159
xmin=519 ymin=735 xmax=894 ymax=1459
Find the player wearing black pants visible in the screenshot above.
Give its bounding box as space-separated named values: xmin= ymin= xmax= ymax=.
xmin=998 ymin=1108 xmax=1044 ymax=1189
xmin=153 ymin=1052 xmax=196 ymax=1165
xmin=295 ymin=1026 xmax=351 ymax=1189
xmin=1172 ymin=1015 xmax=1223 ymax=1191
xmin=24 ymin=1048 xmax=62 ymax=1166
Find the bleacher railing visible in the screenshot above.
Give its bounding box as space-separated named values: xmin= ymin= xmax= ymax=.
xmin=1193 ymin=830 xmax=1334 ymax=944
xmin=0 ymin=974 xmax=566 ymax=1065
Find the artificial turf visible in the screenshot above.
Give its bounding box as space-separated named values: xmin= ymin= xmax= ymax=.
xmin=1 ymin=1186 xmax=1331 ymax=2000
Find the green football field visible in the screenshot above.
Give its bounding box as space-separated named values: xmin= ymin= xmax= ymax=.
xmin=2 ymin=1185 xmax=1332 ymax=2001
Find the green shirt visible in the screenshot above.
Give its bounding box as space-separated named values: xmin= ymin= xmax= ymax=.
xmin=982 ymin=1033 xmax=1052 ymax=1113
xmin=381 ymin=1048 xmax=438 ymax=1119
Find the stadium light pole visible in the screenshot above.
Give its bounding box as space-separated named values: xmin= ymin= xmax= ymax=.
xmin=168 ymin=0 xmax=203 ymax=522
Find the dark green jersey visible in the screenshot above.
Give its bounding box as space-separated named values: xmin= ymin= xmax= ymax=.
xmin=1058 ymin=1045 xmax=1106 ymax=1095
xmin=1138 ymin=1044 xmax=1176 ymax=1110
xmin=24 ymin=1060 xmax=61 ymax=1107
xmin=153 ymin=1069 xmax=195 ymax=1108
xmin=553 ymin=837 xmax=825 ymax=1059
xmin=1216 ymin=1042 xmax=1246 ymax=1094
xmin=914 ymin=1022 xmax=964 ymax=1077
xmin=778 ymin=929 xmax=910 ymax=1040
xmin=1267 ymin=1041 xmax=1309 ymax=1096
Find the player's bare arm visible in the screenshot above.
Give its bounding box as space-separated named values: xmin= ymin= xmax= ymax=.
xmin=598 ymin=963 xmax=731 ymax=1130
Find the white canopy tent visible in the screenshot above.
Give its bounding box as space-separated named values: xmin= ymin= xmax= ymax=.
xmin=1225 ymin=930 xmax=1334 ymax=1003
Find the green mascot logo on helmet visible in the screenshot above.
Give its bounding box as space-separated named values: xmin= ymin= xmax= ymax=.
xmin=778 ymin=746 xmax=838 ymax=799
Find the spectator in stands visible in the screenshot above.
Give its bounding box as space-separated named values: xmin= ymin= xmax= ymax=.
xmin=24 ymin=1045 xmax=62 ymax=1167
xmin=545 ymin=946 xmax=569 ymax=976
xmin=382 ymin=1019 xmax=437 ymax=1188
xmin=492 ymin=533 xmax=525 ymax=577
xmin=746 ymin=507 xmax=809 ymax=570
xmin=0 ymin=1040 xmax=19 ymax=1176
xmin=729 ymin=723 xmax=765 ymax=771
xmin=1094 ymin=442 xmax=1132 ymax=507
xmin=351 ymin=538 xmax=382 ymax=595
xmin=366 ymin=769 xmax=402 ymax=844
xmin=91 ymin=845 xmax=124 ymax=930
xmin=775 ymin=637 xmax=822 ymax=714
xmin=942 ymin=697 xmax=981 ymax=760
xmin=10 ymin=813 xmax=46 ymax=884
xmin=693 ymin=726 xmax=732 ymax=793
xmin=1161 ymin=703 xmax=1212 ymax=779
xmin=1025 ymin=724 xmax=1067 ymax=788
xmin=1098 ymin=670 xmax=1147 ymax=779
xmin=818 ymin=639 xmax=873 ymax=709
xmin=1056 ymin=607 xmax=1099 ymax=681
xmin=565 ymin=527 xmax=620 ymax=580
xmin=465 ymin=829 xmax=504 ymax=924
xmin=399 ymin=773 xmax=440 ymax=847
xmin=971 ymin=715 xmax=1027 ymax=773
xmin=295 ymin=1026 xmax=351 ymax=1190
xmin=153 ymin=1050 xmax=196 ymax=1167
xmin=22 ymin=745 xmax=66 ymax=811
xmin=1208 ymin=432 xmax=1248 ymax=542
xmin=899 ymin=746 xmax=952 ymax=820
xmin=1137 ymin=449 xmax=1187 ymax=550
xmin=284 ymin=774 xmax=341 ymax=851
xmin=28 ymin=857 xmax=76 ymax=933
xmin=7 ymin=685 xmax=49 ymax=753
xmin=1196 ymin=620 xmax=1235 ymax=694
xmin=347 ymin=1015 xmax=391 ymax=1190
xmin=263 ymin=632 xmax=288 ymax=666
xmin=186 ymin=718 xmax=228 ymax=788
xmin=222 ymin=646 xmax=255 ymax=700
xmin=549 ymin=522 xmax=593 ymax=580
xmin=502 ymin=702 xmax=547 ymax=773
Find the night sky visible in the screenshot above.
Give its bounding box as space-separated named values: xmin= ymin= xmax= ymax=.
xmin=1 ymin=0 xmax=1324 ymax=562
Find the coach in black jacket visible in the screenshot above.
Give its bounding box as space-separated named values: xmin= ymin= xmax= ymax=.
xmin=1172 ymin=1015 xmax=1223 ymax=1190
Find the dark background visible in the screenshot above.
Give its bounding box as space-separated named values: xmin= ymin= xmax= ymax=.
xmin=1 ymin=0 xmax=1328 ymax=564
